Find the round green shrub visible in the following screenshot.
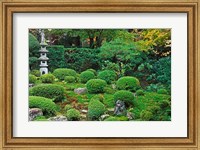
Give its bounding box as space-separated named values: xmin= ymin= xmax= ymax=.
xmin=114 ymin=90 xmax=134 ymax=107
xmin=86 ymin=79 xmax=107 ymax=93
xmin=97 ymin=70 xmax=117 ymax=84
xmin=29 ymin=84 xmax=65 ymax=102
xmin=88 ymin=99 xmax=106 ymax=120
xmin=104 ymin=87 xmax=116 ymax=94
xmin=66 ymin=108 xmax=80 ymax=121
xmin=80 ymin=71 xmax=95 ymax=83
xmin=40 ymin=74 xmax=55 ymax=83
xmin=116 ymin=76 xmax=140 ymax=92
xmin=91 ymin=94 xmax=104 ymax=102
xmin=29 ymin=96 xmax=57 ymax=116
xmin=30 ymin=70 xmax=40 ymax=77
xmin=53 ymin=68 xmax=77 ymax=81
xmin=104 ymin=116 xmax=129 ymax=121
xmin=64 ymin=104 xmax=72 ymax=111
xmin=140 ymin=110 xmax=153 ymax=121
xmin=136 ymin=89 xmax=144 ymax=96
xmin=64 ymin=76 xmax=76 ymax=83
xmin=29 ymin=74 xmax=37 ymax=84
xmin=86 ymin=69 xmax=97 ymax=75
xmin=157 ymin=88 xmax=168 ymax=94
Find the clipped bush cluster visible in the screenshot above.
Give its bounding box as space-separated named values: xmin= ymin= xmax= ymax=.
xmin=53 ymin=68 xmax=76 ymax=81
xmin=29 ymin=84 xmax=65 ymax=102
xmin=66 ymin=108 xmax=81 ymax=121
xmin=97 ymin=70 xmax=117 ymax=84
xmin=86 ymin=69 xmax=97 ymax=75
xmin=140 ymin=110 xmax=153 ymax=121
xmin=87 ymin=100 xmax=106 ymax=120
xmin=86 ymin=79 xmax=107 ymax=93
xmin=91 ymin=94 xmax=104 ymax=102
xmin=116 ymin=76 xmax=140 ymax=92
xmin=30 ymin=70 xmax=40 ymax=77
xmin=136 ymin=89 xmax=145 ymax=96
xmin=64 ymin=104 xmax=73 ymax=111
xmin=29 ymin=74 xmax=37 ymax=84
xmin=40 ymin=74 xmax=55 ymax=83
xmin=64 ymin=76 xmax=76 ymax=83
xmin=157 ymin=88 xmax=168 ymax=94
xmin=29 ymin=96 xmax=57 ymax=116
xmin=80 ymin=71 xmax=95 ymax=83
xmin=114 ymin=90 xmax=134 ymax=107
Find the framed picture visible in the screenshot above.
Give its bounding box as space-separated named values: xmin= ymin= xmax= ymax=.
xmin=0 ymin=0 xmax=199 ymax=149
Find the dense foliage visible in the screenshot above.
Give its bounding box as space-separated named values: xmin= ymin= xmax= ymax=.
xmin=29 ymin=74 xmax=37 ymax=84
xmin=86 ymin=79 xmax=107 ymax=93
xmin=80 ymin=71 xmax=95 ymax=83
xmin=97 ymin=70 xmax=117 ymax=84
xmin=40 ymin=74 xmax=55 ymax=83
xmin=66 ymin=108 xmax=81 ymax=121
xmin=53 ymin=68 xmax=77 ymax=81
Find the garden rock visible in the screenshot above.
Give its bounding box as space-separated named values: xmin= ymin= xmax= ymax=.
xmin=81 ymin=109 xmax=88 ymax=113
xmin=29 ymin=108 xmax=43 ymax=121
xmin=74 ymin=88 xmax=87 ymax=94
xmin=47 ymin=115 xmax=68 ymax=121
xmin=100 ymin=114 xmax=110 ymax=120
xmin=114 ymin=100 xmax=127 ymax=116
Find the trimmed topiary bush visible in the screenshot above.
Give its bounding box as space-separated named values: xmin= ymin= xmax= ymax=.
xmin=114 ymin=90 xmax=134 ymax=107
xmin=97 ymin=70 xmax=117 ymax=84
xmin=29 ymin=74 xmax=37 ymax=84
xmin=116 ymin=76 xmax=140 ymax=92
xmin=64 ymin=76 xmax=76 ymax=83
xmin=157 ymin=88 xmax=168 ymax=94
xmin=66 ymin=108 xmax=81 ymax=121
xmin=80 ymin=71 xmax=95 ymax=83
xmin=86 ymin=79 xmax=107 ymax=94
xmin=140 ymin=110 xmax=153 ymax=121
xmin=87 ymin=99 xmax=106 ymax=120
xmin=29 ymin=96 xmax=57 ymax=116
xmin=40 ymin=74 xmax=55 ymax=83
xmin=64 ymin=104 xmax=73 ymax=111
xmin=53 ymin=68 xmax=76 ymax=81
xmin=136 ymin=89 xmax=145 ymax=96
xmin=30 ymin=70 xmax=40 ymax=77
xmin=29 ymin=84 xmax=65 ymax=102
xmin=91 ymin=94 xmax=104 ymax=102
xmin=86 ymin=68 xmax=97 ymax=75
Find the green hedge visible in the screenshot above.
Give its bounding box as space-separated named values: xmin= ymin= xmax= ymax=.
xmin=29 ymin=84 xmax=65 ymax=102
xmin=53 ymin=68 xmax=77 ymax=81
xmin=157 ymin=88 xmax=168 ymax=94
xmin=66 ymin=108 xmax=81 ymax=121
xmin=86 ymin=79 xmax=107 ymax=93
xmin=114 ymin=90 xmax=134 ymax=107
xmin=97 ymin=70 xmax=117 ymax=84
xmin=47 ymin=45 xmax=67 ymax=72
xmin=30 ymin=70 xmax=40 ymax=77
xmin=64 ymin=76 xmax=76 ymax=83
xmin=29 ymin=74 xmax=37 ymax=84
xmin=80 ymin=71 xmax=95 ymax=83
xmin=40 ymin=74 xmax=55 ymax=83
xmin=29 ymin=96 xmax=57 ymax=116
xmin=87 ymin=99 xmax=106 ymax=120
xmin=116 ymin=76 xmax=140 ymax=92
xmin=136 ymin=89 xmax=145 ymax=96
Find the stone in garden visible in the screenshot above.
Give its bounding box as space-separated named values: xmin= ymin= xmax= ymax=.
xmin=114 ymin=100 xmax=127 ymax=116
xmin=107 ymin=108 xmax=115 ymax=113
xmin=126 ymin=111 xmax=134 ymax=120
xmin=29 ymin=108 xmax=43 ymax=121
xmin=47 ymin=115 xmax=68 ymax=121
xmin=100 ymin=114 xmax=110 ymax=120
xmin=80 ymin=114 xmax=87 ymax=120
xmin=81 ymin=109 xmax=88 ymax=113
xmin=74 ymin=88 xmax=87 ymax=94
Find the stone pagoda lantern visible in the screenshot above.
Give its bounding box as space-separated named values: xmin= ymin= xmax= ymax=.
xmin=38 ymin=29 xmax=49 ymax=75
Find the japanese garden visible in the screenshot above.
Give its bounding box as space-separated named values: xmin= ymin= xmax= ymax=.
xmin=29 ymin=29 xmax=171 ymax=121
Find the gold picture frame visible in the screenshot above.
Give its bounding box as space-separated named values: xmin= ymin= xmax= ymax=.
xmin=0 ymin=0 xmax=199 ymax=149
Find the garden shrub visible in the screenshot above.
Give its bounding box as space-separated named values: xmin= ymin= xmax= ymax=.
xmin=97 ymin=70 xmax=117 ymax=84
xmin=136 ymin=89 xmax=145 ymax=96
xmin=91 ymin=94 xmax=104 ymax=102
xmin=86 ymin=68 xmax=97 ymax=75
xmin=64 ymin=104 xmax=72 ymax=111
xmin=159 ymin=100 xmax=170 ymax=109
xmin=34 ymin=116 xmax=47 ymax=121
xmin=86 ymin=79 xmax=107 ymax=94
xmin=87 ymin=99 xmax=106 ymax=120
xmin=40 ymin=74 xmax=55 ymax=83
xmin=104 ymin=116 xmax=129 ymax=121
xmin=103 ymin=94 xmax=115 ymax=108
xmin=66 ymin=108 xmax=81 ymax=121
xmin=80 ymin=71 xmax=95 ymax=83
xmin=104 ymin=86 xmax=116 ymax=94
xmin=140 ymin=110 xmax=153 ymax=121
xmin=29 ymin=74 xmax=37 ymax=84
xmin=116 ymin=76 xmax=140 ymax=92
xmin=157 ymin=88 xmax=168 ymax=94
xmin=48 ymin=45 xmax=67 ymax=72
xmin=53 ymin=68 xmax=77 ymax=81
xmin=29 ymin=96 xmax=57 ymax=116
xmin=30 ymin=70 xmax=40 ymax=77
xmin=64 ymin=76 xmax=76 ymax=83
xmin=114 ymin=90 xmax=134 ymax=107
xmin=29 ymin=84 xmax=65 ymax=102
